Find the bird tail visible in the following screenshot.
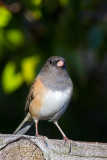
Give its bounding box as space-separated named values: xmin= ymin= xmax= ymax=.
xmin=13 ymin=113 xmax=34 ymax=135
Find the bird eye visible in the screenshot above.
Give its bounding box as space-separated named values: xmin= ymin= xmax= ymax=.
xmin=50 ymin=60 xmax=52 ymax=64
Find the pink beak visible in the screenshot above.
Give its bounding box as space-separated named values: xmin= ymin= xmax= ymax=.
xmin=57 ymin=60 xmax=64 ymax=67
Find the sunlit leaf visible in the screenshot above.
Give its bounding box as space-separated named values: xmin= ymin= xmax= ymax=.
xmin=21 ymin=56 xmax=40 ymax=84
xmin=0 ymin=6 xmax=12 ymax=28
xmin=2 ymin=61 xmax=23 ymax=93
xmin=6 ymin=29 xmax=25 ymax=47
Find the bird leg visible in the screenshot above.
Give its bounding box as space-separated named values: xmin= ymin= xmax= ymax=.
xmin=35 ymin=120 xmax=43 ymax=137
xmin=54 ymin=121 xmax=68 ymax=140
xmin=35 ymin=121 xmax=39 ymax=137
xmin=35 ymin=120 xmax=47 ymax=139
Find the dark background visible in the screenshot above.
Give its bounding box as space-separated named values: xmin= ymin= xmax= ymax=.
xmin=0 ymin=0 xmax=107 ymax=142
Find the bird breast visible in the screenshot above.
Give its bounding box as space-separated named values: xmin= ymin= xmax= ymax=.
xmin=38 ymin=87 xmax=73 ymax=121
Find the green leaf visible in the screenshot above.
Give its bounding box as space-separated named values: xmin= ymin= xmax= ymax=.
xmin=6 ymin=29 xmax=25 ymax=47
xmin=0 ymin=6 xmax=12 ymax=28
xmin=2 ymin=61 xmax=23 ymax=93
xmin=21 ymin=56 xmax=40 ymax=84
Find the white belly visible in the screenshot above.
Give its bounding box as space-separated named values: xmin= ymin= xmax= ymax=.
xmin=38 ymin=87 xmax=73 ymax=121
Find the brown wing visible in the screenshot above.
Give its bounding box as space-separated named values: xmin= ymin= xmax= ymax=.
xmin=25 ymin=78 xmax=36 ymax=115
xmin=25 ymin=75 xmax=48 ymax=120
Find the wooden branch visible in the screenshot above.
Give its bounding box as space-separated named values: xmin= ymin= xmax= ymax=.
xmin=0 ymin=134 xmax=107 ymax=160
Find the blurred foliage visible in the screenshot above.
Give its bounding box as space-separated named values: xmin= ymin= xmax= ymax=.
xmin=2 ymin=61 xmax=23 ymax=93
xmin=0 ymin=0 xmax=107 ymax=142
xmin=6 ymin=29 xmax=25 ymax=47
xmin=2 ymin=56 xmax=40 ymax=93
xmin=0 ymin=6 xmax=12 ymax=27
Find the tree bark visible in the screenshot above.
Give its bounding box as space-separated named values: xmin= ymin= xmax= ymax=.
xmin=0 ymin=134 xmax=107 ymax=160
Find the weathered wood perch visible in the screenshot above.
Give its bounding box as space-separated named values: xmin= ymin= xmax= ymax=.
xmin=0 ymin=134 xmax=107 ymax=160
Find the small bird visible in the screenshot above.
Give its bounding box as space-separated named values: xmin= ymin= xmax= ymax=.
xmin=14 ymin=56 xmax=73 ymax=140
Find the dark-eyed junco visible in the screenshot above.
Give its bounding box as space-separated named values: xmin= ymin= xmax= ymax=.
xmin=14 ymin=56 xmax=73 ymax=140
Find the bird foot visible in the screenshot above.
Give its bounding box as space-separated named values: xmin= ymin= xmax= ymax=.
xmin=35 ymin=134 xmax=47 ymax=139
xmin=63 ymin=136 xmax=74 ymax=142
xmin=63 ymin=136 xmax=74 ymax=153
